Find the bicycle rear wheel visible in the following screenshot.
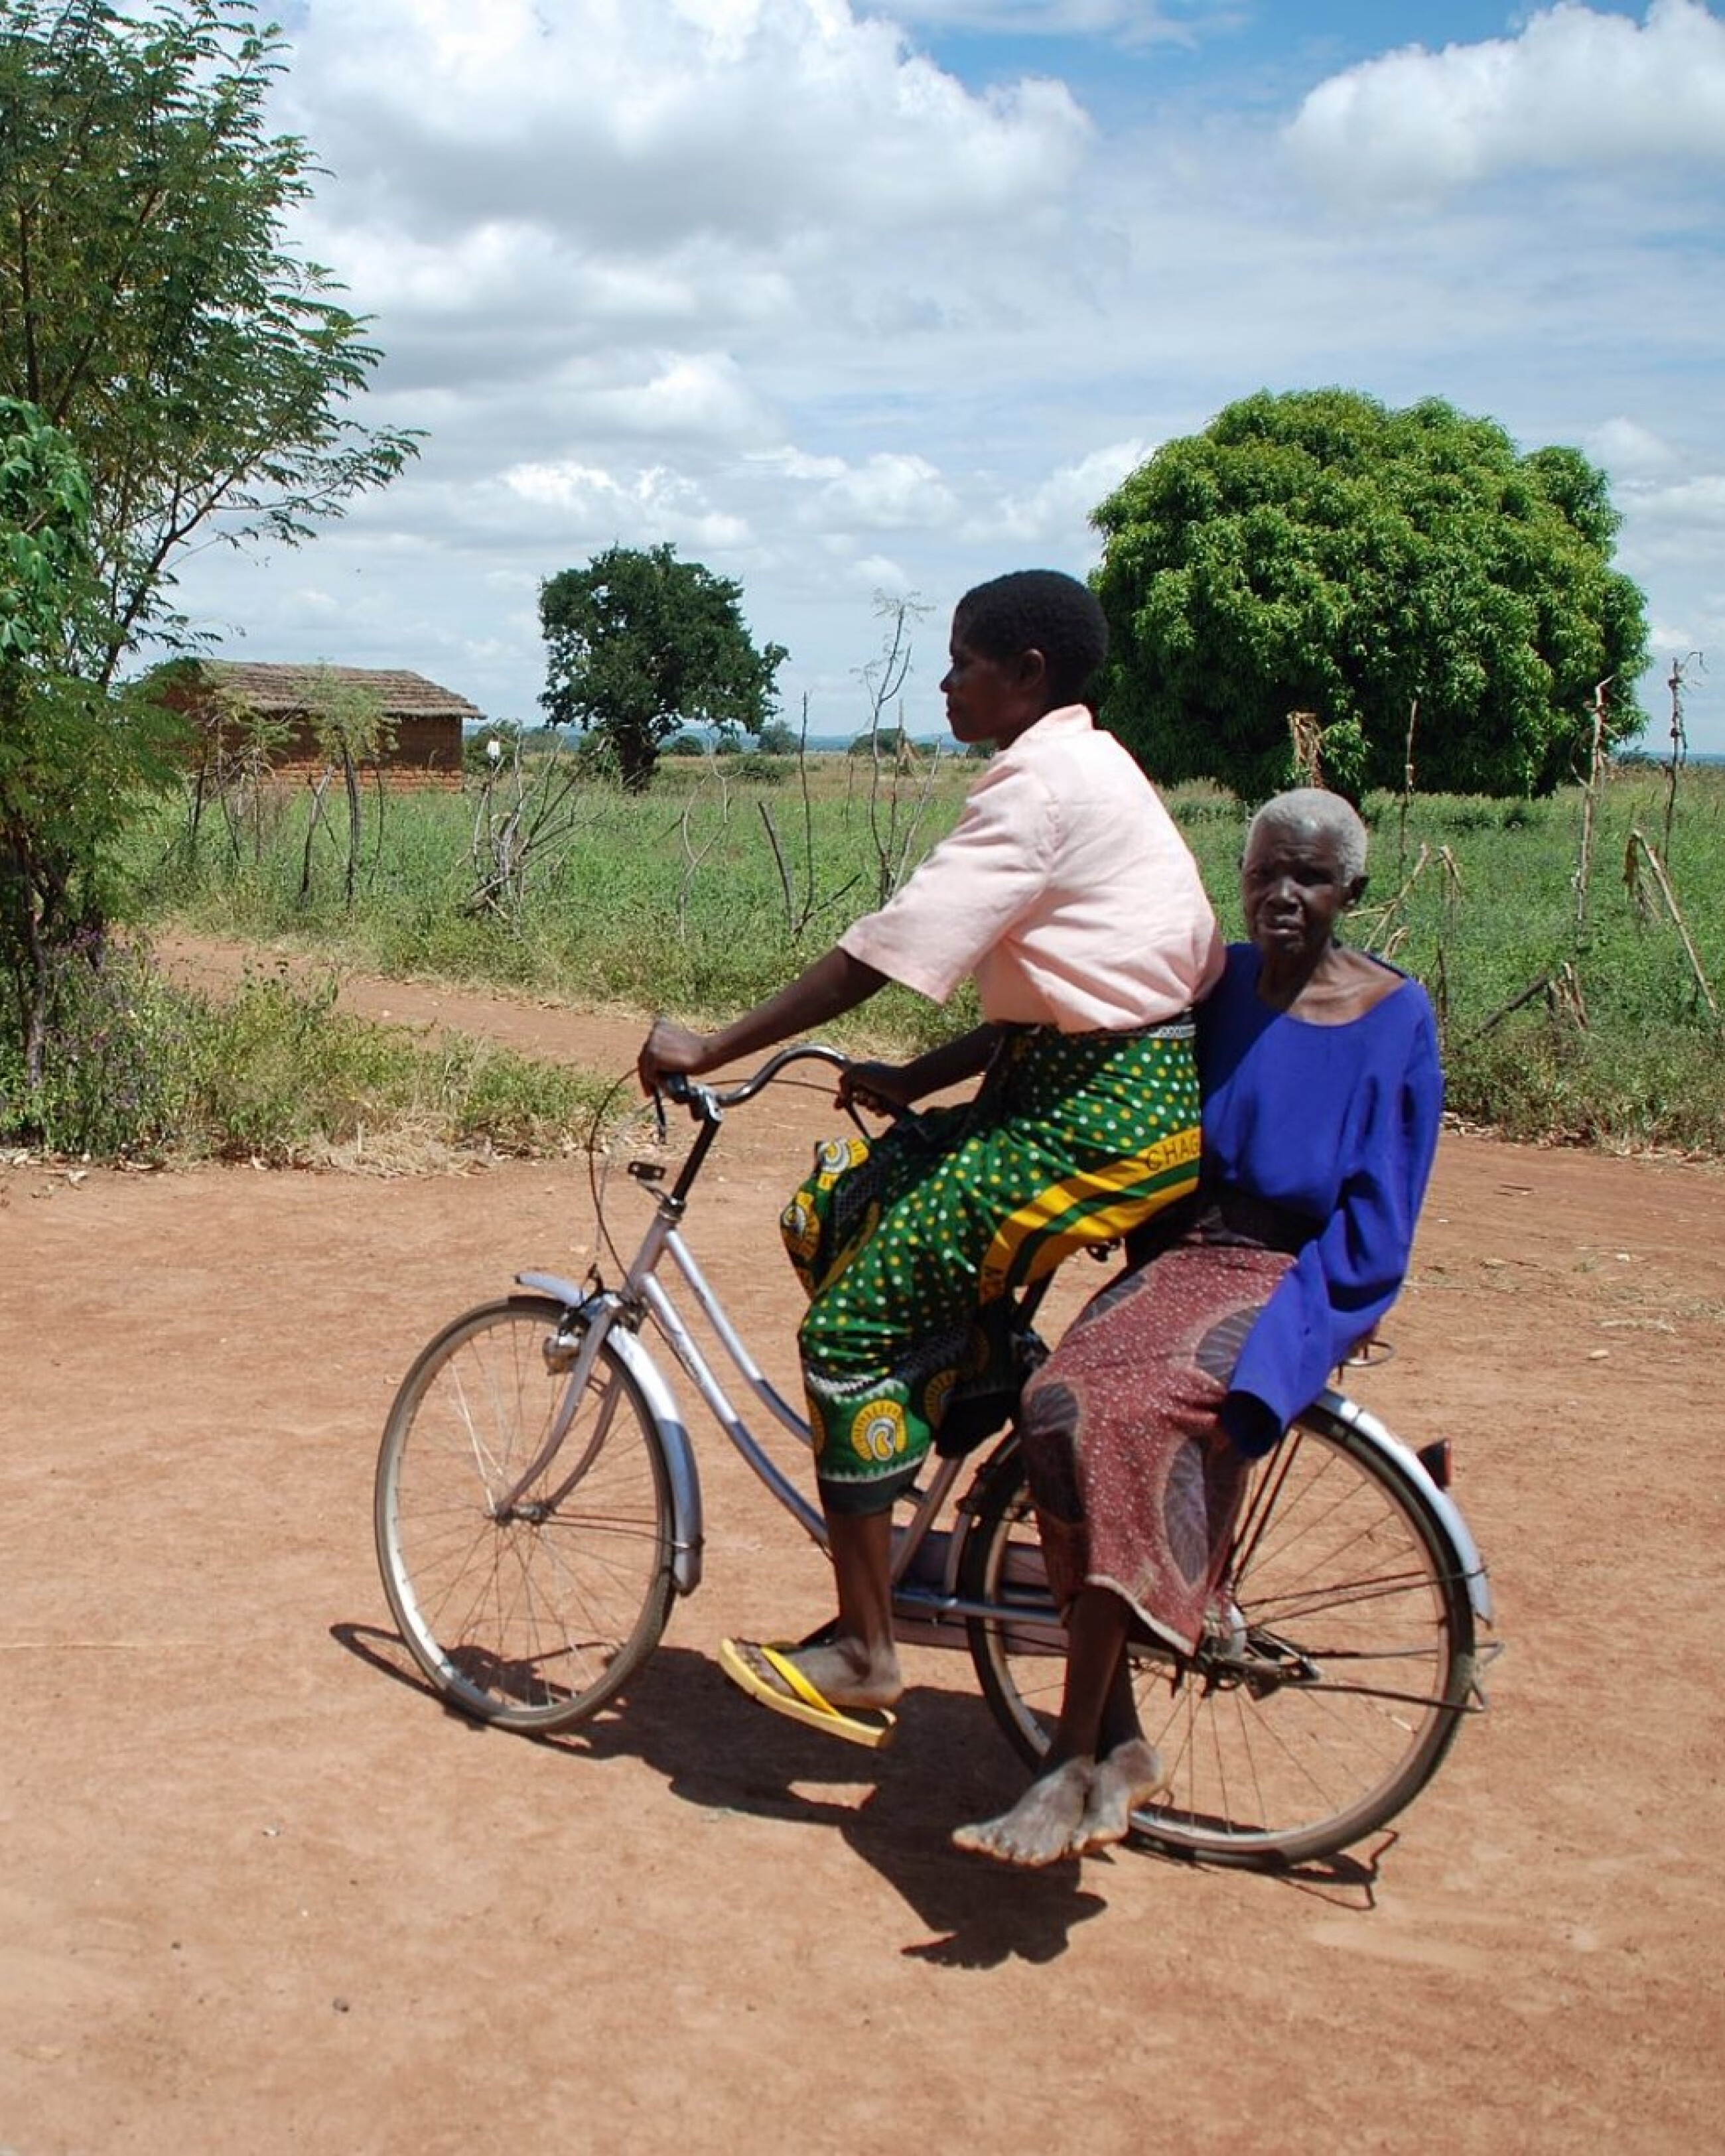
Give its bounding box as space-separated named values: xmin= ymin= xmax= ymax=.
xmin=962 ymin=1406 xmax=1477 ymax=1867
xmin=375 ymin=1296 xmax=675 ymax=1732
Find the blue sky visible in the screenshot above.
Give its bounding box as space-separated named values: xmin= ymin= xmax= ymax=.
xmin=167 ymin=1 xmax=1725 ymax=754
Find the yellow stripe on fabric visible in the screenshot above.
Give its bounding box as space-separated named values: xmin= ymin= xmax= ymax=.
xmin=1012 ymin=1179 xmax=1194 ymax=1289
xmin=978 ymin=1125 xmax=1201 ymax=1302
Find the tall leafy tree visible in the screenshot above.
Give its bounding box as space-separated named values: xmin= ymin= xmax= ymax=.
xmin=1091 ymin=389 xmax=1649 ymax=799
xmin=0 ymin=1 xmax=416 ymax=1111
xmin=540 ymin=543 xmax=788 ymax=791
xmin=0 ymin=397 xmax=179 ymax=1088
xmin=0 ymin=0 xmax=419 ymax=679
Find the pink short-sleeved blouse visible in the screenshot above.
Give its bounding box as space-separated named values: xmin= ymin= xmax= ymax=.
xmin=840 ymin=705 xmax=1222 ymax=1032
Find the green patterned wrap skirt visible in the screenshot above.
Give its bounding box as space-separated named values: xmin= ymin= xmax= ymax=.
xmin=779 ymin=1020 xmax=1202 ymax=1515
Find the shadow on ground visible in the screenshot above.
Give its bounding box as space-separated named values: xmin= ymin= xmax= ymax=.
xmin=334 ymin=1622 xmax=1383 ymax=1962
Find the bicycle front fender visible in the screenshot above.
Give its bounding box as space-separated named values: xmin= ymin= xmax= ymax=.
xmin=1314 ymin=1388 xmax=1495 ymax=1629
xmin=516 ymin=1273 xmax=704 ymax=1598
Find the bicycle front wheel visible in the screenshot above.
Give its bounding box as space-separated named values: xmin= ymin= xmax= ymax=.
xmin=963 ymin=1407 xmax=1476 ymax=1867
xmin=375 ymin=1296 xmax=676 ymax=1732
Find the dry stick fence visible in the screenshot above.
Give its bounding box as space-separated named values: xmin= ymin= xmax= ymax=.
xmin=1572 ymin=678 xmax=1612 ymax=937
xmin=1662 ymin=650 xmax=1700 ymax=865
xmin=756 ymin=692 xmax=868 ymax=941
xmin=1625 ymin=827 xmax=1720 ymax=1025
xmin=1294 ymin=684 xmax=1717 ymax=1055
xmin=1287 ymin=709 xmax=1324 ymax=789
xmin=1395 ymin=699 xmax=1419 ymax=888
xmin=675 ymin=764 xmax=732 ymax=940
xmin=1356 ymin=841 xmax=1465 ymax=1029
xmin=1461 ymin=664 xmax=1720 ymax=1045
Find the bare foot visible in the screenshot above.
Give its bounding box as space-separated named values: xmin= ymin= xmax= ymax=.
xmin=951 ymin=1757 xmax=1094 ymax=1867
xmin=1071 ymin=1737 xmax=1167 ymax=1854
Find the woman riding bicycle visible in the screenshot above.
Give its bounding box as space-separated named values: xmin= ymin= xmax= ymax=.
xmin=637 ymin=569 xmax=1221 ymax=1747
xmin=953 ymin=786 xmax=1444 ymax=1865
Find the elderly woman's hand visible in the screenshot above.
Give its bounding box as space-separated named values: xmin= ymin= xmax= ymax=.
xmin=637 ymin=1017 xmax=712 ymax=1097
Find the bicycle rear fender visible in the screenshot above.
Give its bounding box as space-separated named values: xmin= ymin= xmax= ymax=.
xmin=1315 ymin=1387 xmax=1494 ymax=1628
xmin=516 ymin=1272 xmax=704 ymax=1598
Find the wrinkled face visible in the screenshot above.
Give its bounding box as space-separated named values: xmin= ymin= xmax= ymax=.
xmin=1240 ymin=819 xmax=1360 ymax=959
xmin=939 ymin=622 xmax=1044 ymax=748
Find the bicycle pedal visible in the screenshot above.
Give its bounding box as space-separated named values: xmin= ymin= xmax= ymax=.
xmin=628 ymin=1160 xmax=666 ymax=1183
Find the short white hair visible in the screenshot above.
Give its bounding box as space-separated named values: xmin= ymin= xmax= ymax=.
xmin=1244 ymin=789 xmax=1369 ymax=885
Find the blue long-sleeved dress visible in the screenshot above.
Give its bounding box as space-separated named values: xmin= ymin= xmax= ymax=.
xmin=1199 ymin=942 xmax=1444 ymax=1451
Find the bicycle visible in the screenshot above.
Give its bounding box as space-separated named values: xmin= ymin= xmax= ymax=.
xmin=373 ymin=1043 xmax=1496 ymax=1869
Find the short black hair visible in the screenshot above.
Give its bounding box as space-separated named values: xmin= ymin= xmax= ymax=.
xmin=953 ymin=569 xmax=1109 ymax=705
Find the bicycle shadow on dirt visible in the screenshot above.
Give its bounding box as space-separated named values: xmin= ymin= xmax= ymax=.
xmin=336 ymin=1623 xmax=1383 ymax=1960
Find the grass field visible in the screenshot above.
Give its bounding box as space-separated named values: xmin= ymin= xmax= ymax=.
xmin=48 ymin=748 xmax=1725 ymax=1161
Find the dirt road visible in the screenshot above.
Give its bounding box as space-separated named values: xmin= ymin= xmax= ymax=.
xmin=2 ymin=947 xmax=1720 ymax=2152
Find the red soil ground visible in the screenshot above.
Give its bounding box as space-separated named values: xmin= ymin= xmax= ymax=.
xmin=2 ymin=940 xmax=1720 ymax=2152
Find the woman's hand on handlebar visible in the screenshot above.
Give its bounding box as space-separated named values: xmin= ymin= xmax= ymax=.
xmin=637 ymin=1016 xmax=712 ymax=1097
xmin=836 ymin=1026 xmax=1000 ymax=1116
xmin=636 ymin=951 xmax=889 ymax=1101
xmin=837 ymin=1059 xmax=918 ymax=1116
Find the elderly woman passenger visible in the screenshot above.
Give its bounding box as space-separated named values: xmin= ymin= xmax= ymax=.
xmin=953 ymin=787 xmax=1444 ymax=1867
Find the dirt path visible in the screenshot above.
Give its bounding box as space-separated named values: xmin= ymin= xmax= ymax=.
xmin=2 ymin=939 xmax=1721 ymax=2152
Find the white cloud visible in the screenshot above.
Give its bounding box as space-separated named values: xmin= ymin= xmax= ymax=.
xmin=1651 ymin=474 xmax=1725 ymax=531
xmin=565 ymin=354 xmax=774 ymax=444
xmin=500 ymin=460 xmax=753 ymax=551
xmin=501 ymin=463 xmax=634 ymax=514
xmin=847 ymin=551 xmax=916 ymax=594
xmin=981 ymin=440 xmax=1148 ymax=544
xmin=1585 ymin=416 xmax=1684 ymax=480
xmin=1286 ymin=1 xmax=1725 ymax=202
xmin=801 ymin=452 xmax=961 ymax=528
xmin=281 ymin=0 xmax=1092 ymax=251
xmin=1618 ymin=472 xmax=1725 ymax=548
xmin=754 ymin=447 xmax=851 ymax=482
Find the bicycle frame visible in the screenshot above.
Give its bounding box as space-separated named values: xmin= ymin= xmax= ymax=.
xmin=518 ymin=1042 xmax=1491 ymax=1656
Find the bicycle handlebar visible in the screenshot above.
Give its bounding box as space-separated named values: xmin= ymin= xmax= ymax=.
xmin=659 ymin=1040 xmax=853 ymax=1119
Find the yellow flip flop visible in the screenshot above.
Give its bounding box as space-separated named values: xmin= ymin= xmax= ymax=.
xmin=717 ymin=1637 xmax=898 ymax=1751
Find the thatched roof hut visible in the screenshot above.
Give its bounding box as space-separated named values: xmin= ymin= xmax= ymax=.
xmin=168 ymin=661 xmax=484 ymax=786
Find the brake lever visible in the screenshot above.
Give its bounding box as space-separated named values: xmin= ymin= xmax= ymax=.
xmin=652 ymin=1073 xmax=699 ymax=1136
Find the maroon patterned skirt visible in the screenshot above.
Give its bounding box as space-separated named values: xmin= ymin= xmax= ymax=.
xmin=1018 ymin=1238 xmax=1294 ymax=1655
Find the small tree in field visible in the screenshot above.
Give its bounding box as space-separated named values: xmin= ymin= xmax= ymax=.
xmin=539 ymin=543 xmax=787 ymax=792
xmin=297 ymin=666 xmax=394 ymax=910
xmin=1091 ymin=388 xmax=1649 ymax=799
xmin=754 ymin=718 xmax=799 ymax=756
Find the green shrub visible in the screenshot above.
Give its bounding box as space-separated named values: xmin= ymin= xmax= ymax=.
xmin=0 ymin=937 xmax=612 ymax=1164
xmin=849 ymin=727 xmax=910 ymax=758
xmin=1446 ymin=1016 xmax=1725 ymax=1155
xmin=717 ymin=750 xmax=790 ymax=785
xmin=0 ymin=933 xmax=203 ymax=1158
